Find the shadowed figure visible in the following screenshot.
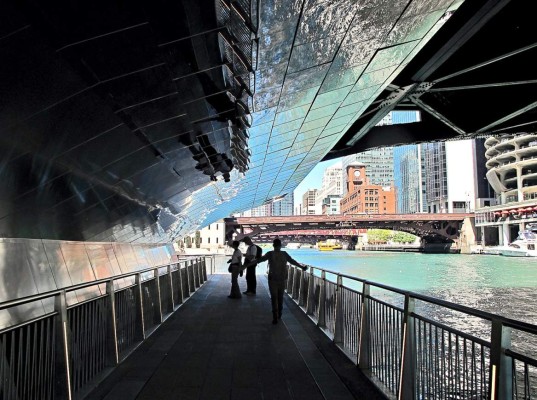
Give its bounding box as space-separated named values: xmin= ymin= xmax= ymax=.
xmin=227 ymin=240 xmax=243 ymax=298
xmin=241 ymin=236 xmax=260 ymax=295
xmin=246 ymin=238 xmax=306 ymax=324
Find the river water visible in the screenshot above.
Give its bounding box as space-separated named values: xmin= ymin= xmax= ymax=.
xmin=285 ymin=248 xmax=537 ymax=352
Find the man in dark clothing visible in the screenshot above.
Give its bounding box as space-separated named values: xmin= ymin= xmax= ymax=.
xmin=241 ymin=236 xmax=259 ymax=295
xmin=249 ymin=238 xmax=306 ymax=324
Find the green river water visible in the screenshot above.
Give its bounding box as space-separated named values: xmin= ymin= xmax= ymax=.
xmin=285 ymin=248 xmax=537 ymax=326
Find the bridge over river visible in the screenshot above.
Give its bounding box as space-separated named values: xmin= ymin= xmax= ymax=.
xmin=226 ymin=213 xmax=476 ymax=252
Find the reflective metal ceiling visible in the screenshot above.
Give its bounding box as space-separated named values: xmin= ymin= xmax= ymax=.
xmin=2 ymin=0 xmax=504 ymax=243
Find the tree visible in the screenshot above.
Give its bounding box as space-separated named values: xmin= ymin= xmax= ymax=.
xmin=392 ymin=231 xmax=418 ymax=244
xmin=367 ymin=229 xmax=392 ymax=244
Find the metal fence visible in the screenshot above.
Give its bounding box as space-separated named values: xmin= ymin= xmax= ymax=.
xmin=286 ymin=264 xmax=537 ymax=400
xmin=0 ymin=257 xmax=209 ymax=400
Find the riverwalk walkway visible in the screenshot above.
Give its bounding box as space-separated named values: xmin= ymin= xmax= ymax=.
xmin=87 ymin=274 xmax=386 ymax=400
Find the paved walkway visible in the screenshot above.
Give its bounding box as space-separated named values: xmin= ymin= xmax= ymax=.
xmin=87 ymin=274 xmax=386 ymax=400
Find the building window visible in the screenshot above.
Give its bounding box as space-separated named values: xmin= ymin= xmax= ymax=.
xmin=208 ymin=238 xmax=211 ymax=244
xmin=216 ymin=224 xmax=219 ymax=230
xmin=216 ymin=238 xmax=219 ymax=243
xmin=208 ymin=225 xmax=210 ymax=230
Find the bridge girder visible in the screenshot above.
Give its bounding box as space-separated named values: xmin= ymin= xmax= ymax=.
xmin=225 ymin=217 xmax=465 ymax=244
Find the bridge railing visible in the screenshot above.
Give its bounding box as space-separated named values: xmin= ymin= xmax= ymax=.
xmin=0 ymin=256 xmax=209 ymax=400
xmin=286 ymin=265 xmax=537 ymax=400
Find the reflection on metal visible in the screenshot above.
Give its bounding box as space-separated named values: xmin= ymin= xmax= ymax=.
xmin=0 ymin=238 xmax=174 ymax=328
xmin=0 ymin=257 xmax=209 ymax=399
xmin=0 ymin=0 xmax=472 ymax=242
xmin=286 ymin=264 xmax=537 ymax=399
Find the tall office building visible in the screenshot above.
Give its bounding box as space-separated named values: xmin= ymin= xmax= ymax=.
xmin=422 ymin=140 xmax=480 ymax=213
xmin=392 ymin=111 xmax=424 ymax=213
xmin=272 ymin=192 xmax=294 ymax=216
xmin=394 ymin=144 xmax=425 ymax=213
xmin=302 ymin=189 xmax=318 ymax=215
xmin=237 ymin=192 xmax=294 ymax=217
xmin=321 ymin=163 xmax=343 ymax=194
xmin=314 ymin=162 xmax=343 ymax=215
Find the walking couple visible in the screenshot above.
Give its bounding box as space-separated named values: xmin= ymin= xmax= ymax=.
xmin=227 ymin=236 xmax=261 ymax=299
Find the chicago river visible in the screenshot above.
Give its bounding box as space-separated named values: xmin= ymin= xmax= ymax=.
xmin=285 ymin=248 xmax=537 ymax=353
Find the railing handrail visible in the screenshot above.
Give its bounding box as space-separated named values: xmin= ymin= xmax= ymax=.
xmin=302 ymin=263 xmax=537 ymax=336
xmin=0 ymin=256 xmax=203 ymax=311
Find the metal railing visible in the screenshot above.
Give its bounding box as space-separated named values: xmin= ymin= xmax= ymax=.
xmin=0 ymin=257 xmax=210 ymax=400
xmin=286 ymin=265 xmax=537 ymax=400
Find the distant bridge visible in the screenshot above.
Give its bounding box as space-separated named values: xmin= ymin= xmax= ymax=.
xmin=225 ymin=213 xmax=475 ymax=247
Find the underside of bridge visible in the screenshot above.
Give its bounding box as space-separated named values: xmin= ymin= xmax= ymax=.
xmin=0 ymin=0 xmax=535 ymax=243
xmin=226 ymin=215 xmax=469 ymax=244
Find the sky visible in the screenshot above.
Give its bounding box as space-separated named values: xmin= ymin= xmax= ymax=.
xmin=293 ymin=159 xmax=340 ymax=211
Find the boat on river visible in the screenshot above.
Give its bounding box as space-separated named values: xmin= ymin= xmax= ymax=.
xmin=499 ymin=229 xmax=537 ymax=257
xmin=317 ymin=242 xmax=343 ymax=251
xmin=481 ymin=226 xmax=537 ymax=257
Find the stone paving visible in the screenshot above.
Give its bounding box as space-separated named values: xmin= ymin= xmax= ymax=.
xmin=87 ymin=274 xmax=386 ymax=400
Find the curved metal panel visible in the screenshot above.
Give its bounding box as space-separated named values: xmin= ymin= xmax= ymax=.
xmin=59 ymin=242 xmax=101 ymax=304
xmin=0 ymin=239 xmax=46 ymax=329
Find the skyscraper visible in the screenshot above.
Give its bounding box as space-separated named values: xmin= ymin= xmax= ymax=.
xmin=394 ymin=144 xmax=425 ymax=213
xmin=392 ymin=111 xmax=424 ymax=213
xmin=422 ymin=140 xmax=479 ymax=213
xmin=272 ymin=192 xmax=294 ymax=216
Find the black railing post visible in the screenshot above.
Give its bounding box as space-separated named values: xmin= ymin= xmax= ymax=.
xmin=490 ymin=319 xmax=513 ymax=400
xmin=298 ymin=268 xmax=306 ymax=307
xmin=105 ymin=280 xmax=119 ymax=366
xmin=176 ymin=263 xmax=184 ymax=305
xmin=333 ymin=275 xmax=343 ymax=345
xmin=306 ymin=266 xmax=315 ymax=315
xmin=202 ymin=257 xmax=208 ymax=282
xmin=154 ymin=268 xmax=163 ymax=324
xmin=318 ymin=270 xmax=326 ymax=328
xmin=134 ymin=273 xmax=145 ymax=340
xmin=194 ymin=258 xmax=200 ymax=288
xmin=399 ymin=294 xmax=416 ymax=400
xmin=54 ymin=291 xmax=72 ymax=400
xmin=358 ymin=282 xmax=371 ymax=369
xmin=168 ymin=264 xmax=175 ymax=309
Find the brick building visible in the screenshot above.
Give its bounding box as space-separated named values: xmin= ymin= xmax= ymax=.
xmin=340 ymin=163 xmax=396 ymax=214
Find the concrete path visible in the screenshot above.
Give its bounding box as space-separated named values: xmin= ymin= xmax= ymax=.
xmin=87 ymin=274 xmax=386 ymax=400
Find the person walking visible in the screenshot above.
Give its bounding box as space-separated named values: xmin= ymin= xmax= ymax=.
xmin=248 ymin=238 xmax=306 ymax=324
xmin=242 ymin=236 xmax=261 ymax=295
xmin=227 ymin=240 xmax=243 ymax=299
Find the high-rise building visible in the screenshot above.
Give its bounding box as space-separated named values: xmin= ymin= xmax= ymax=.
xmin=321 ymin=163 xmax=343 ymax=194
xmin=314 ymin=162 xmax=343 ymax=214
xmin=272 ymin=192 xmax=294 ymax=216
xmin=422 ymin=140 xmax=481 ymax=213
xmin=340 ymin=163 xmax=396 ymax=214
xmin=302 ymin=189 xmax=318 ymax=215
xmin=475 ymin=134 xmax=537 ymax=245
xmin=392 ymin=111 xmax=425 ymax=213
xmin=394 ymin=144 xmax=426 ymax=213
xmin=237 ymin=192 xmax=294 ymax=217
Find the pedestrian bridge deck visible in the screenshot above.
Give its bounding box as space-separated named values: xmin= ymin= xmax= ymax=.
xmin=87 ymin=274 xmax=386 ymax=400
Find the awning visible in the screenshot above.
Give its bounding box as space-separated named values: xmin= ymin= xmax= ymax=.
xmin=525 ymin=207 xmax=534 ymax=212
xmin=517 ymin=208 xmax=526 ymax=213
xmin=501 ymin=210 xmax=510 ymax=214
xmin=494 ymin=211 xmax=501 ymax=216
